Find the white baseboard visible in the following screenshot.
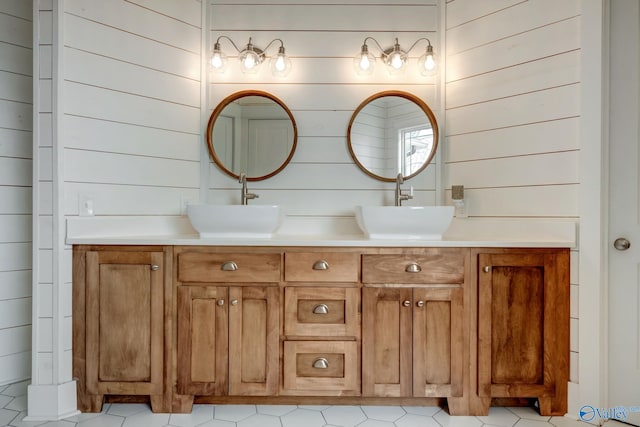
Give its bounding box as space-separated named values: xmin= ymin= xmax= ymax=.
xmin=24 ymin=381 xmax=79 ymax=421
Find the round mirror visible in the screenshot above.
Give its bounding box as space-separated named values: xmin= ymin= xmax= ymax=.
xmin=206 ymin=90 xmax=298 ymax=181
xmin=347 ymin=90 xmax=439 ymax=182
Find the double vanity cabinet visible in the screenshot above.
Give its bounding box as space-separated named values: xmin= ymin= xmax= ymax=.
xmin=72 ymin=244 xmax=569 ymax=416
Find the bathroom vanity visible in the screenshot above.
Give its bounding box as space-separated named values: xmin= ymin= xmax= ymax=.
xmin=71 ymin=236 xmax=570 ymax=416
xmin=70 ymin=90 xmax=570 ymax=416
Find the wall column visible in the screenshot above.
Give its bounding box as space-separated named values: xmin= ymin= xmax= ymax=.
xmin=27 ymin=0 xmax=77 ymax=420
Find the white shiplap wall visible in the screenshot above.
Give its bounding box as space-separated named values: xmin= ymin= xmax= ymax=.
xmin=63 ymin=0 xmax=202 ymax=217
xmin=205 ymin=0 xmax=442 ymax=215
xmin=30 ymin=0 xmax=203 ymax=393
xmin=444 ymin=0 xmax=581 ymax=384
xmin=0 ymin=0 xmax=32 ymax=386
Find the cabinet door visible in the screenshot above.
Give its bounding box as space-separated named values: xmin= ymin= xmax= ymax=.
xmin=85 ymin=250 xmax=164 ymax=396
xmin=177 ymin=286 xmax=228 ymax=396
xmin=362 ymin=287 xmax=412 ymax=397
xmin=229 ymin=286 xmax=279 ymax=396
xmin=478 ymin=251 xmax=569 ymax=415
xmin=413 ymin=287 xmax=463 ymax=397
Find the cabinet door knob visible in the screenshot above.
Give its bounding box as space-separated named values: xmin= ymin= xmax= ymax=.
xmin=312 ymin=260 xmax=329 ymax=270
xmin=150 ymin=264 xmax=159 ymax=271
xmin=405 ymin=263 xmax=422 ymax=273
xmin=416 ymin=301 xmax=425 ymax=308
xmin=312 ymin=358 xmax=329 ymax=369
xmin=231 ymin=299 xmax=239 ymax=306
xmin=402 ymin=300 xmax=411 ymax=307
xmin=483 ymin=266 xmax=491 ymax=273
xmin=221 ymin=261 xmax=238 ymax=271
xmin=217 ymin=299 xmax=225 ymax=306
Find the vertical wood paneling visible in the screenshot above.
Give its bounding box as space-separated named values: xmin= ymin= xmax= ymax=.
xmin=0 ymin=1 xmax=32 ymax=386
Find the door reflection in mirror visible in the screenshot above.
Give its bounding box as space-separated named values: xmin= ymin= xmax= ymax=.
xmin=207 ymin=90 xmax=297 ymax=181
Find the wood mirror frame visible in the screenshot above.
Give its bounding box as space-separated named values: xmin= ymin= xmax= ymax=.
xmin=347 ymin=90 xmax=439 ymax=182
xmin=206 ymin=90 xmax=298 ymax=181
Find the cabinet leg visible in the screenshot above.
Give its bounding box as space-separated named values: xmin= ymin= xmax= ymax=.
xmin=447 ymin=396 xmax=491 ymax=416
xmin=172 ymin=394 xmax=194 ymax=413
xmin=150 ymin=395 xmax=171 ymax=413
xmin=77 ymin=394 xmax=104 ymax=413
xmin=538 ymin=396 xmax=567 ymax=416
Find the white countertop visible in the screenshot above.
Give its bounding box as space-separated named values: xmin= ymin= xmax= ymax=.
xmin=66 ymin=215 xmax=577 ymax=248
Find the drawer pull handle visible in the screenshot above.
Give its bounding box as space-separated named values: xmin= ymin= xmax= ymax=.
xmin=231 ymin=299 xmax=238 ymax=306
xmin=221 ymin=261 xmax=238 ymax=271
xmin=312 ymin=304 xmax=329 ymax=314
xmin=402 ymin=300 xmax=411 ymax=307
xmin=416 ymin=301 xmax=425 ymax=308
xmin=483 ymin=266 xmax=491 ymax=273
xmin=217 ymin=299 xmax=224 ymax=306
xmin=405 ymin=263 xmax=421 ymax=273
xmin=313 ymin=260 xmax=329 ymax=270
xmin=150 ymin=264 xmax=159 ymax=271
xmin=312 ymin=358 xmax=329 ymax=369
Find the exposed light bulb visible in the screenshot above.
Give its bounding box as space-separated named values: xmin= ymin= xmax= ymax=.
xmin=390 ymin=53 xmax=404 ymax=69
xmin=244 ymin=54 xmax=256 ymax=69
xmin=354 ymin=43 xmax=375 ymax=75
xmin=211 ymin=53 xmax=223 ymax=69
xmin=359 ymin=54 xmax=371 ymax=71
xmin=424 ymin=54 xmax=435 ymax=70
xmin=270 ymin=45 xmax=292 ymax=77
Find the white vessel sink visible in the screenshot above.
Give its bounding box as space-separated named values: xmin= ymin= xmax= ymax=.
xmin=354 ymin=205 xmax=454 ymax=240
xmin=187 ymin=204 xmax=281 ymax=238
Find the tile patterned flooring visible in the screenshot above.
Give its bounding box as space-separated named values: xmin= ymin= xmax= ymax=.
xmin=1 ymin=381 xmax=588 ymax=427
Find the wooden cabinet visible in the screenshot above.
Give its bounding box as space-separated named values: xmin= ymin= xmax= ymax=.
xmin=477 ymin=249 xmax=570 ymax=416
xmin=282 ymin=251 xmax=361 ymax=396
xmin=73 ymin=246 xmax=171 ymax=413
xmin=361 ymin=250 xmax=465 ymax=401
xmin=173 ymin=248 xmax=280 ymax=411
xmin=72 ymin=244 xmax=569 ymax=416
xmin=362 ymin=281 xmax=464 ymax=399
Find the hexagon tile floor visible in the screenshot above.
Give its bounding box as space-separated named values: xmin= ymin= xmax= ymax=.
xmin=1 ymin=381 xmax=588 ymax=427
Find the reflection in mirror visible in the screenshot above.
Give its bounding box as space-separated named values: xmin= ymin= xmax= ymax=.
xmin=206 ymin=90 xmax=297 ymax=181
xmin=347 ymin=91 xmax=438 ymax=182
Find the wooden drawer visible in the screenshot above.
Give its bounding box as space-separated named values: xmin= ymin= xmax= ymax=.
xmin=283 ymin=341 xmax=360 ymax=395
xmin=178 ymin=252 xmax=281 ymax=283
xmin=284 ymin=252 xmax=359 ymax=282
xmin=284 ymin=287 xmax=360 ymax=337
xmin=362 ymin=250 xmax=465 ymax=284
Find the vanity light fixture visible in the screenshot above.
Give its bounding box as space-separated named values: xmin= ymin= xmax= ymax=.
xmin=354 ymin=37 xmax=437 ymax=76
xmin=210 ymin=36 xmax=292 ymax=77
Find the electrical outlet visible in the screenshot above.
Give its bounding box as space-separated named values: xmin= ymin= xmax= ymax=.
xmin=79 ymin=194 xmax=94 ymax=217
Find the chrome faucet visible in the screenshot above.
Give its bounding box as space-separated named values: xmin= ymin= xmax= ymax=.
xmin=239 ymin=172 xmax=259 ymax=205
xmin=395 ymin=173 xmax=413 ymax=206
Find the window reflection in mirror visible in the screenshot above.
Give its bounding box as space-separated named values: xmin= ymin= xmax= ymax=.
xmin=347 ymin=91 xmax=438 ymax=182
xmin=206 ymin=90 xmax=297 ymax=181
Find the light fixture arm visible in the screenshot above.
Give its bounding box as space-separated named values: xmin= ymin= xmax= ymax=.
xmin=405 ymin=37 xmax=433 ymax=55
xmin=214 ymin=35 xmax=242 ymax=54
xmin=361 ymin=36 xmax=385 ymax=54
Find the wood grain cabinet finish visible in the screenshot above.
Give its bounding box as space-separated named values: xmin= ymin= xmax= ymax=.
xmin=361 ymin=286 xmax=464 ymax=399
xmin=477 ymin=249 xmax=570 ymax=416
xmin=73 ymin=245 xmax=569 ymax=416
xmin=73 ymin=246 xmax=171 ymax=413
